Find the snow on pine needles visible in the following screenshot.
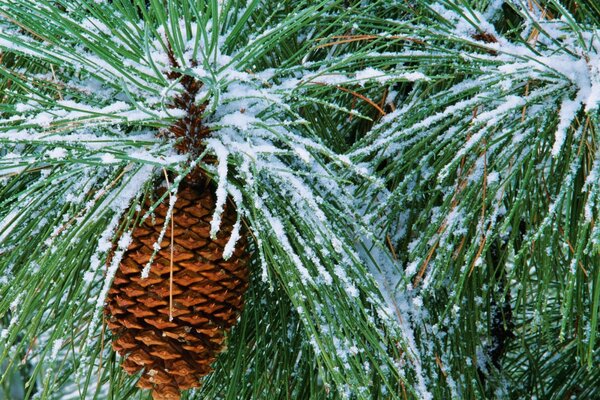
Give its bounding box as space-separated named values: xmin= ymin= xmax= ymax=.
xmin=0 ymin=1 xmax=416 ymax=399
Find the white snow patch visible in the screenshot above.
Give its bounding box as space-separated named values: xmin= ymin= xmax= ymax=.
xmin=206 ymin=140 xmax=229 ymax=239
xmin=552 ymin=96 xmax=581 ymax=156
xmin=46 ymin=148 xmax=68 ymax=160
xmin=221 ymin=111 xmax=258 ymax=130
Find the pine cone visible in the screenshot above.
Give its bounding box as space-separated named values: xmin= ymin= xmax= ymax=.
xmin=105 ymin=183 xmax=249 ymax=400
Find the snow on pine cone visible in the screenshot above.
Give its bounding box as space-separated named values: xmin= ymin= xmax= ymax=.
xmin=104 ymin=182 xmax=249 ymax=400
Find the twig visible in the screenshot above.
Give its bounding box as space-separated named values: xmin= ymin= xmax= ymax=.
xmin=162 ymin=168 xmax=175 ymax=321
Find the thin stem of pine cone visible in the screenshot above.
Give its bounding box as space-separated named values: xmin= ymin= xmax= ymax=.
xmin=162 ymin=168 xmax=175 ymax=322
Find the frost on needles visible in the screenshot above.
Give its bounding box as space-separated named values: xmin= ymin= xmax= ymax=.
xmin=1 ymin=1 xmax=600 ymax=399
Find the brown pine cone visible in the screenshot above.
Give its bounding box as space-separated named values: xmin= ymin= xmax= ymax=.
xmin=105 ymin=183 xmax=249 ymax=400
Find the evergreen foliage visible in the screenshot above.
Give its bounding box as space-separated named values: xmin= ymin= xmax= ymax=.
xmin=0 ymin=0 xmax=598 ymax=399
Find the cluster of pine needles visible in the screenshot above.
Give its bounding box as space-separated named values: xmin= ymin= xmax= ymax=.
xmin=0 ymin=0 xmax=599 ymax=399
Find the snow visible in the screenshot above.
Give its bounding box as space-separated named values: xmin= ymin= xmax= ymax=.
xmin=220 ymin=111 xmax=258 ymax=130
xmin=15 ymin=103 xmax=35 ymax=112
xmin=142 ymin=191 xmax=177 ymax=279
xmin=117 ymin=232 xmax=132 ymax=250
xmin=82 ymin=271 xmax=95 ymax=285
xmin=552 ymin=96 xmax=581 ymax=156
xmin=30 ymin=113 xmax=54 ymax=128
xmin=0 ymin=207 xmax=23 ymax=243
xmin=402 ymin=72 xmax=428 ymax=81
xmin=355 ymin=67 xmax=383 ymax=84
xmin=487 ymin=171 xmax=500 ymax=185
xmin=100 ymin=153 xmax=118 ymax=164
xmin=473 ymin=95 xmax=525 ymax=127
xmin=307 ymin=68 xmax=427 ymax=87
xmin=0 ymin=35 xmax=38 ymax=57
xmin=350 ymin=69 xmax=428 ymax=84
xmin=50 ymin=339 xmax=64 ymax=361
xmin=206 ymin=140 xmax=229 ymax=239
xmin=293 ymin=146 xmax=311 ymax=163
xmin=45 ymin=148 xmax=68 ymax=160
xmin=17 ymin=100 xmax=178 ymax=128
xmin=222 ymin=186 xmax=243 ymax=260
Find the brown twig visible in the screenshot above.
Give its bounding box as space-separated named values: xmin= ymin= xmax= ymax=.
xmin=162 ymin=168 xmax=175 ymax=321
xmin=314 ymin=34 xmax=425 ymax=49
xmin=311 ymin=81 xmax=386 ymax=116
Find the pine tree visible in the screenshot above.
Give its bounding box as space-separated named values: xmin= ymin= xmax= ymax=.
xmin=1 ymin=1 xmax=599 ymax=399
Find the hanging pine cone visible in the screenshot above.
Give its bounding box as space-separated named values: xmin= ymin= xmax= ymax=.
xmin=103 ymin=38 xmax=251 ymax=398
xmin=105 ymin=183 xmax=249 ymax=400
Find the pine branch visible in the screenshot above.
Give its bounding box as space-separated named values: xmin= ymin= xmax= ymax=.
xmin=0 ymin=1 xmax=418 ymax=399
